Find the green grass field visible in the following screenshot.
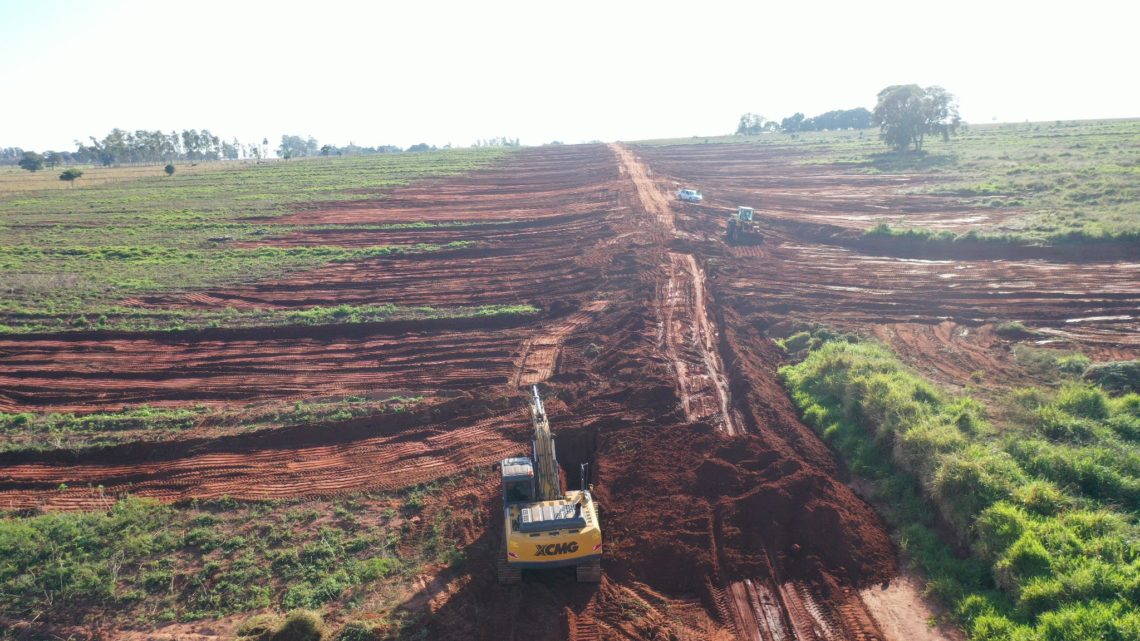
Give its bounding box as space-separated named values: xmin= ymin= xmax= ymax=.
xmin=639 ymin=119 xmax=1140 ymax=243
xmin=0 ymin=472 xmax=477 ymax=632
xmin=780 ymin=335 xmax=1140 ymax=640
xmin=0 ymin=149 xmax=513 ymax=317
xmin=0 ymin=395 xmax=426 ymax=453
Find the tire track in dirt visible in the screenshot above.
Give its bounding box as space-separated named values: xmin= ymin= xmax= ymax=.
xmin=612 ymin=143 xmax=675 ymax=233
xmin=7 ymin=141 xmax=929 ymax=640
xmin=634 ymin=142 xmax=1140 ymax=389
xmin=615 ymin=143 xmax=739 ymax=434
xmin=0 ymin=146 xmax=627 ymax=413
xmin=661 ymin=252 xmax=739 ymax=433
xmin=515 ymin=300 xmax=608 ymax=386
xmin=0 ymin=412 xmax=528 ymax=511
xmin=613 ymin=144 xmax=896 ymax=640
xmin=0 ymin=145 xmax=629 ymax=516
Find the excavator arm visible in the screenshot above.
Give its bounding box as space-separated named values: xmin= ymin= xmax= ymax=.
xmin=530 ymin=385 xmax=562 ymax=501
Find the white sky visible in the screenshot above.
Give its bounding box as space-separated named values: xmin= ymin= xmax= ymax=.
xmin=2 ymin=0 xmax=1137 ymax=152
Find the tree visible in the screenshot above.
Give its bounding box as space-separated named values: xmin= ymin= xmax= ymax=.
xmin=278 ymin=135 xmax=318 ymax=159
xmin=781 ymin=112 xmax=806 ymax=133
xmin=45 ymin=151 xmax=63 ymax=169
xmin=923 ymin=86 xmax=962 ymax=142
xmin=222 ymin=138 xmax=240 ymax=160
xmin=18 ymin=151 xmax=44 ymax=172
xmin=164 ymin=163 xmax=175 ymax=176
xmin=873 ymin=84 xmax=960 ymax=151
xmin=735 ymin=113 xmax=769 ymax=135
xmin=59 ymin=168 xmax=83 ymax=186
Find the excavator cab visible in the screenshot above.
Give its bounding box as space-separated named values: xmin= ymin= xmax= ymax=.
xmin=501 ymin=457 xmax=536 ymax=504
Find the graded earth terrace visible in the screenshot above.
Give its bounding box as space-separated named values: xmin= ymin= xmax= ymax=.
xmin=1 ymin=122 xmax=1137 ymax=640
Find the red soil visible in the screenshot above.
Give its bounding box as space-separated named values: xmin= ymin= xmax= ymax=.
xmin=6 ymin=140 xmax=1131 ymax=639
xmin=636 ymin=142 xmax=1140 ymax=389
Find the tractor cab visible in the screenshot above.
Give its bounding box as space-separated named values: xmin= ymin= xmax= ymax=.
xmin=736 ymin=206 xmax=754 ymax=222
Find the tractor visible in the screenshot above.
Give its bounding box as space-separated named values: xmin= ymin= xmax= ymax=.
xmin=725 ymin=206 xmax=763 ymax=245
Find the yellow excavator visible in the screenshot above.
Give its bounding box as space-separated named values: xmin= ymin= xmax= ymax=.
xmin=498 ymin=386 xmax=602 ymax=584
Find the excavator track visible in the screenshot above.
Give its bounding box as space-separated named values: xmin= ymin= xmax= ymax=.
xmin=497 ymin=554 xmax=522 ymax=585
xmin=576 ymin=557 xmax=602 ymax=583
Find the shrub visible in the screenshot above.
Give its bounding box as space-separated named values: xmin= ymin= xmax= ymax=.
xmin=1013 ymin=345 xmax=1088 ymax=377
xmin=995 ymin=321 xmax=1036 ymax=339
xmin=893 ymin=421 xmax=965 ymax=482
xmin=1057 ymin=354 xmax=1092 ymax=375
xmin=355 ymin=556 xmax=399 ymax=582
xmin=970 ymin=614 xmax=1026 ymax=641
xmin=932 ymin=448 xmax=1026 ymax=533
xmin=781 ymin=335 xmax=1140 ymax=634
xmin=237 ymin=614 xmax=282 ymax=641
xmin=1051 ymin=384 xmax=1109 ymax=420
xmin=272 ymin=610 xmax=324 ymax=641
xmin=1017 ymin=576 xmax=1065 ymax=617
xmin=1034 ymin=406 xmax=1096 ymax=442
xmin=778 ymin=331 xmax=812 ymax=353
xmin=1010 ymin=480 xmax=1068 ymax=516
xmin=1083 ymin=360 xmax=1140 ymax=394
xmin=1035 ymin=601 xmax=1127 ymax=641
xmin=1108 ymin=413 xmax=1140 ymax=441
xmin=954 ymin=592 xmax=998 ymax=625
xmin=975 ymin=502 xmax=1031 ymax=562
xmin=994 ymin=532 xmax=1053 ymax=593
xmin=333 ymin=622 xmax=378 ymax=641
xmin=944 ymin=397 xmax=988 ymax=434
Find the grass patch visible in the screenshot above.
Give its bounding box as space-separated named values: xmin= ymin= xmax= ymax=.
xmin=1083 ymin=360 xmax=1140 ymax=395
xmin=0 ymin=148 xmax=513 ymax=317
xmin=0 ymin=242 xmax=470 ymax=318
xmin=0 ymin=301 xmax=539 ymax=335
xmin=780 ymin=338 xmax=1140 ymax=640
xmin=1012 ymin=344 xmax=1092 ymax=378
xmin=994 ymin=322 xmax=1037 ymax=339
xmin=0 ymin=395 xmax=426 ymax=453
xmin=0 ymin=473 xmax=477 ymax=627
xmin=637 ymin=119 xmax=1140 ymax=243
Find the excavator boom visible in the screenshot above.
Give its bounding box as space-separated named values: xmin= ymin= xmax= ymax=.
xmin=530 ymin=385 xmax=562 ymax=501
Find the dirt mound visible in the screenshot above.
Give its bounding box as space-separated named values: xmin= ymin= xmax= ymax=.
xmin=597 ymin=422 xmax=895 ymax=596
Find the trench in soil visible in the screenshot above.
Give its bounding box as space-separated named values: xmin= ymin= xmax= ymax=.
xmin=0 ymin=142 xmax=1005 ymax=640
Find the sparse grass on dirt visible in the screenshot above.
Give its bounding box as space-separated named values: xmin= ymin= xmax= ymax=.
xmin=781 ymin=338 xmax=1140 ymax=641
xmin=0 ymin=301 xmax=539 ymax=334
xmin=0 ymin=472 xmax=476 ymax=630
xmin=0 ymin=395 xmax=426 ymax=452
xmin=0 ymin=242 xmax=470 ymax=317
xmin=0 ymin=149 xmax=513 ymax=318
xmin=640 ymin=119 xmax=1140 ymax=243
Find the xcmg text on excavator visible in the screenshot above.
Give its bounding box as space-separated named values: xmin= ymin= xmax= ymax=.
xmin=497 ymin=386 xmax=602 ymax=584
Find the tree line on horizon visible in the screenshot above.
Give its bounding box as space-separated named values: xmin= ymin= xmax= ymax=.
xmin=736 ymin=108 xmax=874 ymax=135
xmin=737 ymin=84 xmax=961 ymax=152
xmin=3 ymin=131 xmax=524 ymax=170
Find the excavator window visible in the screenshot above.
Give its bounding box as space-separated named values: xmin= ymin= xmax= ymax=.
xmin=504 ymin=480 xmax=533 ymax=504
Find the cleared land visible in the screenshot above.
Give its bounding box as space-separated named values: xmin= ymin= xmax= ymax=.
xmin=1 ymin=121 xmax=1137 ymax=640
